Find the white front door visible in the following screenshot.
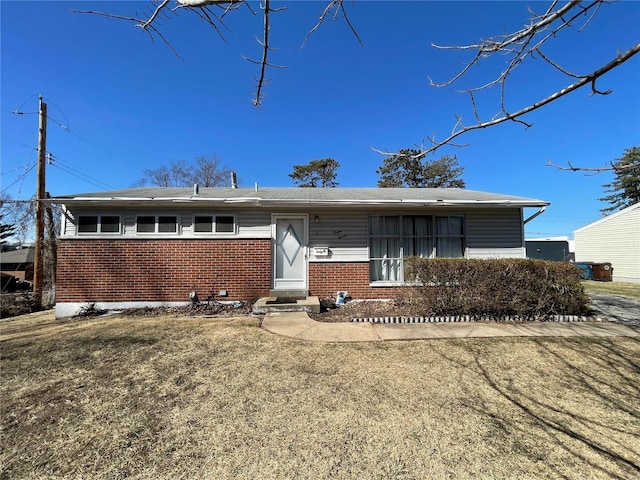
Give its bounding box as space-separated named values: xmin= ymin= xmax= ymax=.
xmin=272 ymin=215 xmax=307 ymax=290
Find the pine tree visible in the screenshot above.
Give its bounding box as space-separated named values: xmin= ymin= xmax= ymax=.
xmin=377 ymin=150 xmax=465 ymax=188
xmin=599 ymin=147 xmax=640 ymax=215
xmin=289 ymin=158 xmax=339 ymax=188
xmin=0 ymin=199 xmax=16 ymax=244
xmin=0 ymin=217 xmax=15 ymax=244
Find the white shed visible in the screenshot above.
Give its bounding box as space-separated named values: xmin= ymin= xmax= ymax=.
xmin=574 ymin=203 xmax=640 ymax=283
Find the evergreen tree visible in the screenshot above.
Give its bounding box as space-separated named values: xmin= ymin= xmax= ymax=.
xmin=0 ymin=215 xmax=15 ymax=244
xmin=289 ymin=158 xmax=339 ymax=187
xmin=0 ymin=199 xmax=16 ymax=244
xmin=377 ymin=150 xmax=465 ymax=188
xmin=599 ymin=147 xmax=640 ymax=215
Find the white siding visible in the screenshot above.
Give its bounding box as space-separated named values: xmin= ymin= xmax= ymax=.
xmin=574 ymin=204 xmax=640 ymax=283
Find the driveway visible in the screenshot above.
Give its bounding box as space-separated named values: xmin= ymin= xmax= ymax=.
xmin=588 ymin=293 xmax=640 ymax=328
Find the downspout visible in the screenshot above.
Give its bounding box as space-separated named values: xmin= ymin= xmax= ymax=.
xmin=522 ymin=206 xmax=547 ymax=256
xmin=524 ymin=206 xmax=547 ymax=225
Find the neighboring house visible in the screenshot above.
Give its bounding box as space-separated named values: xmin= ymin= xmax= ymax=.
xmin=574 ymin=203 xmax=640 ymax=284
xmin=0 ymin=246 xmax=35 ymax=283
xmin=52 ymin=187 xmax=549 ymax=318
xmin=525 ymin=237 xmax=574 ymax=262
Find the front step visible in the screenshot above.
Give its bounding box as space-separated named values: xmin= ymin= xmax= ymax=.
xmin=253 ymin=296 xmax=320 ymax=314
xmin=269 ymin=289 xmax=309 ymax=299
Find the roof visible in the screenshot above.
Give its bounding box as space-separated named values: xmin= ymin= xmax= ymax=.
xmin=574 ymin=203 xmax=640 ymax=234
xmin=0 ymin=247 xmax=35 ymax=264
xmin=53 ymin=187 xmax=549 ymax=208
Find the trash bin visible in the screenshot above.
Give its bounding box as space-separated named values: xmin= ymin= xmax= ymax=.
xmin=575 ymin=262 xmax=594 ymax=280
xmin=591 ymin=262 xmax=613 ymax=282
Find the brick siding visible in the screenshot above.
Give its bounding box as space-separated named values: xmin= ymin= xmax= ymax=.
xmin=57 ymin=240 xmax=401 ymax=304
xmin=56 ymin=239 xmax=272 ymax=303
xmin=309 ymin=262 xmax=400 ymax=300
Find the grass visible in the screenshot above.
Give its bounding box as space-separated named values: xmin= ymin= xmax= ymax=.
xmin=582 ymin=280 xmax=640 ymax=299
xmin=1 ymin=311 xmax=639 ymax=480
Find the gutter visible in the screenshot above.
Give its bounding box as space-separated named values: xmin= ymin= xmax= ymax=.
xmin=51 ymin=197 xmax=550 ymax=208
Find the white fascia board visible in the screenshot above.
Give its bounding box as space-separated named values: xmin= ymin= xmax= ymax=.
xmin=257 ymin=199 xmax=549 ymax=208
xmin=57 ymin=197 xmax=549 ymax=208
xmin=574 ymin=203 xmax=639 ymax=234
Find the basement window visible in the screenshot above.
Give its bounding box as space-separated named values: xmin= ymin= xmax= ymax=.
xmin=193 ymin=215 xmax=236 ymax=234
xmin=136 ymin=215 xmax=178 ymax=234
xmin=77 ymin=215 xmax=121 ymax=234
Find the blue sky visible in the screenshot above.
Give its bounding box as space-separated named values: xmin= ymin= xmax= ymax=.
xmin=2 ymin=1 xmax=639 ymax=239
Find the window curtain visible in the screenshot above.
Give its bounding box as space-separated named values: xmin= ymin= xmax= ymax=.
xmin=435 ymin=216 xmax=464 ymax=257
xmin=370 ymin=216 xmax=401 ymax=281
xmin=403 ymin=216 xmax=432 ymax=258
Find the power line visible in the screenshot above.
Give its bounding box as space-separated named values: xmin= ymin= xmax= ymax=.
xmin=1 ymin=163 xmax=36 ymax=194
xmin=48 ymin=154 xmax=118 ymax=191
xmin=45 ymin=114 xmax=132 ymax=168
xmin=12 ymin=94 xmax=39 ymax=114
xmin=42 ymin=97 xmax=71 ymax=131
xmin=10 ymin=95 xmax=132 ymax=175
xmin=0 ymin=137 xmax=38 ymax=151
xmin=1 ymin=162 xmax=35 ymax=177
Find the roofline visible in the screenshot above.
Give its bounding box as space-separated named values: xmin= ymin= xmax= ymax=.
xmin=574 ymin=203 xmax=639 ymax=234
xmin=49 ymin=196 xmax=550 ymax=208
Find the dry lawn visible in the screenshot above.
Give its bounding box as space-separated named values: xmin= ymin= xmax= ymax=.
xmin=582 ymin=280 xmax=640 ymax=300
xmin=1 ymin=311 xmax=639 ymax=480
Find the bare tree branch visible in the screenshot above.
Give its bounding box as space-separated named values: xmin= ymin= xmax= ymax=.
xmin=414 ymin=41 xmax=640 ymax=157
xmin=409 ymin=0 xmax=639 ymax=159
xmin=242 ymin=0 xmax=288 ymax=106
xmin=302 ymin=0 xmax=362 ymax=48
xmin=139 ymin=0 xmax=171 ymax=30
xmin=546 ymin=159 xmax=615 ymax=176
xmin=546 ymin=157 xmax=638 ymax=175
xmin=74 ymin=0 xmax=635 ymax=133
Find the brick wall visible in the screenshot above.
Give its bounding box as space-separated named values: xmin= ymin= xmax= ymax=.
xmin=57 ymin=240 xmax=401 ymax=304
xmin=309 ymin=262 xmax=400 ymax=300
xmin=56 ymin=239 xmax=272 ymax=303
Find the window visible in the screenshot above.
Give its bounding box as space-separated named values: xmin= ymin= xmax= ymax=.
xmin=435 ymin=216 xmax=465 ymax=258
xmin=369 ymin=216 xmax=401 ymax=282
xmin=193 ymin=215 xmax=236 ymax=234
xmin=136 ymin=215 xmax=178 ymax=234
xmin=369 ymin=215 xmax=465 ymax=282
xmin=77 ymin=215 xmax=121 ymax=234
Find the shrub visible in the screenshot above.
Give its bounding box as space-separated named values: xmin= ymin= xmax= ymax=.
xmin=402 ymin=258 xmax=590 ymax=319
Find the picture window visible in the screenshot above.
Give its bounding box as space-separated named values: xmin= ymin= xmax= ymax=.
xmin=369 ymin=215 xmax=465 ymax=282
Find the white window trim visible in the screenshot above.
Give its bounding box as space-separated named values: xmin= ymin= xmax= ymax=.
xmin=192 ymin=213 xmax=237 ymax=235
xmin=135 ymin=214 xmax=180 ymax=235
xmin=76 ymin=214 xmax=122 ymax=236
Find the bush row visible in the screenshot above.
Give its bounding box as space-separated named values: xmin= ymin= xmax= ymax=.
xmin=401 ymin=258 xmax=590 ymax=319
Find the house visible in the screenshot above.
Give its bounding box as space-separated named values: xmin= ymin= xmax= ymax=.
xmin=525 ymin=236 xmax=574 ymax=262
xmin=52 ymin=187 xmax=549 ymax=318
xmin=574 ymin=203 xmax=640 ymax=284
xmin=0 ymin=246 xmax=35 ymax=283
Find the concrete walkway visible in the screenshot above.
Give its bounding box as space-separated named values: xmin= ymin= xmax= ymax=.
xmin=262 ymin=312 xmax=640 ymax=342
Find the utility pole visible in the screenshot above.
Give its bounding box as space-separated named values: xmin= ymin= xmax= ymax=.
xmin=33 ymin=96 xmax=47 ymax=308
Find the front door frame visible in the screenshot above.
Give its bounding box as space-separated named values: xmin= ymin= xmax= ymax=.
xmin=271 ymin=214 xmax=308 ymax=291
